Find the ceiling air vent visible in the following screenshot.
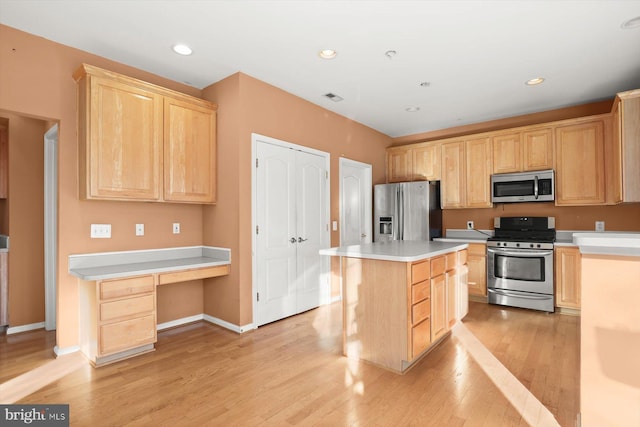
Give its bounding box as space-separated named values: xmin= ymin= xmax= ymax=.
xmin=324 ymin=93 xmax=344 ymax=102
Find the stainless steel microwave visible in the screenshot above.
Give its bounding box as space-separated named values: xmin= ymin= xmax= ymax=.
xmin=491 ymin=169 xmax=554 ymax=203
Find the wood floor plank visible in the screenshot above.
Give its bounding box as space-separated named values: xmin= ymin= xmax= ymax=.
xmin=1 ymin=301 xmax=579 ymax=426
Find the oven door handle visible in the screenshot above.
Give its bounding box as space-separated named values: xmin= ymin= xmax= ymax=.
xmin=488 ymin=289 xmax=551 ymax=300
xmin=487 ymin=247 xmax=553 ymax=257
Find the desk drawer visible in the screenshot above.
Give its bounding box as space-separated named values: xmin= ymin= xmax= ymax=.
xmin=100 ymin=294 xmax=154 ymax=322
xmin=99 ymin=314 xmax=156 ymax=356
xmin=158 ymin=265 xmax=230 ymax=285
xmin=100 ymin=275 xmax=154 ymax=300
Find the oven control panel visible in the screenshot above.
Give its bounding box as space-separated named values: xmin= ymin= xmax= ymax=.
xmin=486 ymin=241 xmax=554 ymax=250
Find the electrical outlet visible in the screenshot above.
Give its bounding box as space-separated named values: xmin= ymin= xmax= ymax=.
xmin=90 ymin=224 xmax=111 ymax=238
xmin=595 ymin=221 xmax=605 ymax=232
xmin=135 ymin=224 xmax=144 ymax=236
xmin=173 ymin=222 xmax=180 ymax=234
xmin=466 ymin=221 xmax=474 ymax=230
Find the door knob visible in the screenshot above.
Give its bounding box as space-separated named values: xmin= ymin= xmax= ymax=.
xmin=290 ymin=237 xmax=297 ymax=243
xmin=298 ymin=237 xmax=308 ymax=243
xmin=361 ymin=234 xmax=367 ymax=238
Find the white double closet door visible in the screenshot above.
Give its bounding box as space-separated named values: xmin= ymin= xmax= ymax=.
xmin=255 ymin=138 xmax=329 ymax=327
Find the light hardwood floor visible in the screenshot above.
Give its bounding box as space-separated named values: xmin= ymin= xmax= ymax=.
xmin=0 ymin=302 xmax=579 ymax=426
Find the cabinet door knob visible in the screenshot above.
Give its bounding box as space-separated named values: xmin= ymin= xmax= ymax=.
xmin=290 ymin=237 xmax=297 ymax=244
xmin=298 ymin=237 xmax=308 ymax=243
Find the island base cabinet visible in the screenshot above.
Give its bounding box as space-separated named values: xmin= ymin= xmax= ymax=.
xmin=342 ymin=258 xmax=408 ymax=372
xmin=340 ymin=249 xmax=467 ymax=373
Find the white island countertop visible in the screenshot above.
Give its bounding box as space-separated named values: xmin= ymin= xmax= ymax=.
xmin=319 ymin=240 xmax=468 ymax=262
xmin=573 ymin=232 xmax=640 ymax=257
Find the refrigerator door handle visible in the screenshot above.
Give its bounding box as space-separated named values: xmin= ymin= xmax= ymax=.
xmin=397 ymin=186 xmax=404 ymax=240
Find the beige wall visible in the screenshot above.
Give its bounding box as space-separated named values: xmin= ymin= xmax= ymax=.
xmin=0 ymin=24 xmax=392 ymax=344
xmin=0 ymin=112 xmax=46 ymax=326
xmin=0 ymin=24 xmax=206 ymax=348
xmin=444 ymin=203 xmax=640 ymax=232
xmin=201 ymin=73 xmax=391 ymax=326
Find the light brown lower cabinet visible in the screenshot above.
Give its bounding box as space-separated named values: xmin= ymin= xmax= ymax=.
xmin=467 ymin=243 xmax=487 ymax=297
xmin=555 ymin=247 xmax=581 ymax=310
xmin=79 ymin=274 xmax=157 ymax=367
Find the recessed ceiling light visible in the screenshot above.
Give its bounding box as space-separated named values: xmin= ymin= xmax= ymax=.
xmin=385 ymin=50 xmax=397 ymax=59
xmin=319 ymin=49 xmax=337 ymax=59
xmin=525 ymin=77 xmax=545 ymax=86
xmin=405 ymin=106 xmax=420 ymax=112
xmin=172 ymin=44 xmax=193 ymax=56
xmin=621 ymin=16 xmax=640 ymax=29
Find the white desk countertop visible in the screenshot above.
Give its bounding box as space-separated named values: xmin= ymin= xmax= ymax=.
xmin=320 ymin=240 xmax=468 ymax=262
xmin=69 ymin=246 xmax=231 ymax=281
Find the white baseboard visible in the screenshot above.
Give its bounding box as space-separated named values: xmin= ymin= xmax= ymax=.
xmin=54 ymin=345 xmax=80 ymax=357
xmin=203 ymin=314 xmax=254 ymax=333
xmin=7 ymin=322 xmax=45 ymax=335
xmin=156 ymin=313 xmax=253 ymax=334
xmin=157 ymin=314 xmax=204 ymax=331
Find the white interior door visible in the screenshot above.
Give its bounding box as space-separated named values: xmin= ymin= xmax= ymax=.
xmin=256 ymin=142 xmax=297 ymax=326
xmin=295 ymin=150 xmax=326 ymax=313
xmin=254 ymin=136 xmax=329 ymax=326
xmin=339 ymin=158 xmax=372 ymax=246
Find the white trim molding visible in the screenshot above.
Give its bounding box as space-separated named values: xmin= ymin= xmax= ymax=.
xmin=54 ymin=345 xmax=80 ymax=357
xmin=156 ymin=313 xmax=253 ymax=334
xmin=7 ymin=322 xmax=45 ymax=335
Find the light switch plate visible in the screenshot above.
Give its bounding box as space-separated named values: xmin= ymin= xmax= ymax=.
xmin=90 ymin=224 xmax=111 ymax=238
xmin=595 ymin=221 xmax=605 ymax=232
xmin=173 ymin=222 xmax=180 ymax=234
xmin=135 ymin=224 xmax=144 ymax=236
xmin=466 ymin=221 xmax=474 ymax=230
xmin=332 ymin=221 xmax=338 ymax=231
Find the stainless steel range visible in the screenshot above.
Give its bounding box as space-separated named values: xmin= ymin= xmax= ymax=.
xmin=486 ymin=216 xmax=555 ymax=312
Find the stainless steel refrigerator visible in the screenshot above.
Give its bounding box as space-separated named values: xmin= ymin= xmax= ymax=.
xmin=374 ymin=181 xmax=442 ymax=242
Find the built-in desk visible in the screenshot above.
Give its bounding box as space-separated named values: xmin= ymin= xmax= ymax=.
xmin=69 ymin=246 xmax=231 ymax=367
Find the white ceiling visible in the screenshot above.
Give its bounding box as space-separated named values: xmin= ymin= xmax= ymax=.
xmin=2 ymin=0 xmax=640 ymax=137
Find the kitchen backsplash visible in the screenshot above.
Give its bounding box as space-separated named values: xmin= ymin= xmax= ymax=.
xmin=443 ymin=203 xmax=640 ymax=232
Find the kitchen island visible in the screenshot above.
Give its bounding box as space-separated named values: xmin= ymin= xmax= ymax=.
xmin=321 ymin=240 xmax=468 ymax=373
xmin=573 ymin=233 xmax=640 ymax=427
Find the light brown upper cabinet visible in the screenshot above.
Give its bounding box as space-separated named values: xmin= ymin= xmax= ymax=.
xmin=608 ymin=89 xmax=640 ymax=203
xmin=386 ymin=142 xmax=441 ymax=183
xmin=163 ymin=98 xmax=217 ymax=203
xmin=441 ymin=138 xmax=492 ymax=209
xmin=412 ymin=143 xmax=441 ymax=181
xmin=555 ymin=118 xmax=606 ymax=206
xmin=492 ymin=128 xmax=553 ymax=174
xmin=74 ymin=64 xmax=217 ymax=204
xmin=441 ymin=141 xmax=466 ymax=208
xmin=492 ymin=132 xmax=521 ymax=174
xmin=522 ymin=128 xmax=554 ymax=171
xmin=386 ymin=146 xmax=413 ymax=183
xmin=465 ymin=137 xmax=492 ymax=208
